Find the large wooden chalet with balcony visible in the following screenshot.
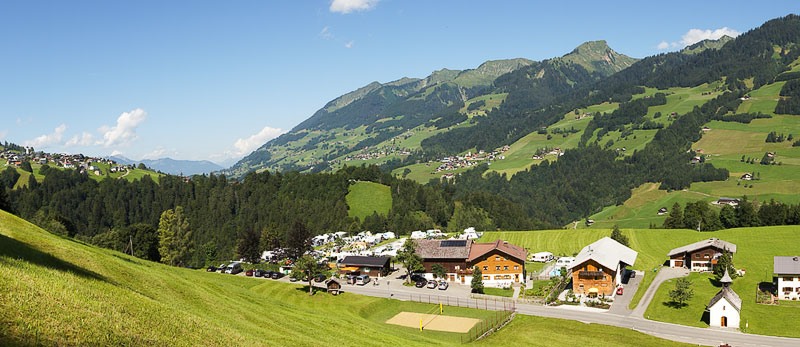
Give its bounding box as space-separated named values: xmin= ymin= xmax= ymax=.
xmin=414 ymin=239 xmax=526 ymax=287
xmin=569 ymin=237 xmax=637 ymax=297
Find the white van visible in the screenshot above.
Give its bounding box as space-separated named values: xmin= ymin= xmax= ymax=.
xmin=225 ymin=262 xmax=243 ymax=274
xmin=530 ymin=252 xmax=554 ymax=262
xmin=355 ymin=275 xmax=371 ymax=285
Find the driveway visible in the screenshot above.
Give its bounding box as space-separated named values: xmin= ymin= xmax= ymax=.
xmin=631 ymin=266 xmax=689 ymax=318
xmin=608 ymin=270 xmax=643 ymax=315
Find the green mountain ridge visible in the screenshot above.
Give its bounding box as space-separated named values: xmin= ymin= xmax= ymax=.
xmin=225 ymin=41 xmax=637 ymax=177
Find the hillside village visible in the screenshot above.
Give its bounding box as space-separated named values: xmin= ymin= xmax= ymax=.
xmin=1 ymin=146 xmax=134 ymax=176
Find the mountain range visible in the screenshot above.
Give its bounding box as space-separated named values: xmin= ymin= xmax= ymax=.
xmin=110 ymin=156 xmax=223 ymax=176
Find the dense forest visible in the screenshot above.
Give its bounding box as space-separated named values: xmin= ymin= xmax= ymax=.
xmin=662 ymin=197 xmax=800 ymax=231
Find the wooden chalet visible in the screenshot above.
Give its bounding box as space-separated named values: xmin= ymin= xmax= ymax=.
xmin=338 ymin=256 xmax=391 ymax=278
xmin=668 ymin=238 xmax=736 ymax=272
xmin=569 ymin=237 xmax=637 ymax=297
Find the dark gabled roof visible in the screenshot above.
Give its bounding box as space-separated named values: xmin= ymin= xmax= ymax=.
xmin=340 ymin=256 xmax=390 ymax=268
xmin=707 ymin=286 xmax=742 ymax=312
xmin=415 ymin=239 xmax=472 ymax=259
xmin=668 ymin=238 xmax=737 ymax=257
xmin=774 ymin=256 xmax=800 ymax=275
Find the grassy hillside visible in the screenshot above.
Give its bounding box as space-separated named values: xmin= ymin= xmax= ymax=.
xmin=347 ymin=181 xmax=392 ymax=220
xmin=480 ymin=226 xmax=800 ymax=337
xmin=0 ymin=210 xmax=691 ymax=346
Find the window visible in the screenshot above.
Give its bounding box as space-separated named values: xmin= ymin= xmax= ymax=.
xmin=494 ymin=275 xmax=502 ymax=280
xmin=694 ymin=254 xmax=700 ymax=259
xmin=514 ymin=265 xmax=519 ymax=270
xmin=601 ymin=283 xmax=607 ymax=287
xmin=483 ymin=275 xmax=489 ymax=280
xmin=703 ymin=254 xmax=709 ymax=259
xmin=503 ymin=266 xmax=509 ymax=271
xmin=504 ymin=275 xmax=511 ymax=279
xmin=495 ymin=256 xmax=500 ymax=261
xmin=784 ymin=277 xmax=794 ymax=282
xmin=483 ymin=266 xmax=488 ymax=271
xmin=783 ymin=287 xmax=793 ymax=293
xmin=495 ymin=266 xmax=500 ymax=271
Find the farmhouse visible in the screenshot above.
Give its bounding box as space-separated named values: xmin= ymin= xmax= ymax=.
xmin=740 ymin=173 xmax=753 ymax=181
xmin=468 ymin=240 xmax=526 ymax=287
xmin=707 ymin=270 xmax=741 ymax=328
xmin=668 ymin=238 xmax=737 ymax=272
xmin=414 ymin=239 xmax=527 ymax=287
xmin=774 ymin=256 xmax=800 ymax=301
xmin=415 ymin=239 xmax=471 ymax=282
xmin=338 ymin=256 xmax=391 ymax=278
xmin=569 ymin=237 xmax=637 ymax=297
xmin=714 ymin=198 xmax=740 ymax=207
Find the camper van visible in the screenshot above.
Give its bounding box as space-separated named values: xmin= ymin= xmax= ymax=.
xmin=530 ymin=252 xmax=554 ymax=262
xmin=224 ymin=261 xmax=243 ymax=274
xmin=355 ymin=275 xmax=371 ymax=286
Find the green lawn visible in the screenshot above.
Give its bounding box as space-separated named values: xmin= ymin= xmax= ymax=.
xmin=480 ymin=226 xmax=800 ymax=337
xmin=0 ymin=210 xmax=693 ymax=346
xmin=482 ymin=287 xmax=514 ymax=297
xmin=346 ymin=181 xmax=392 ymax=220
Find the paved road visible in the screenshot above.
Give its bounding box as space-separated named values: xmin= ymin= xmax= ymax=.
xmin=334 ymin=270 xmax=800 ymax=347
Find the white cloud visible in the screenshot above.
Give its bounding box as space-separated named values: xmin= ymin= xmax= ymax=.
xmin=344 ymin=40 xmax=354 ymax=49
xmin=330 ymin=0 xmax=378 ymax=14
xmin=110 ymin=150 xmax=124 ymax=157
xmin=320 ymin=26 xmax=333 ymax=40
xmin=65 ymin=132 xmax=95 ymax=146
xmin=233 ymin=126 xmax=285 ymax=156
xmin=680 ymin=27 xmax=740 ymax=46
xmin=24 ymin=124 xmax=67 ymax=148
xmin=658 ymin=27 xmax=740 ymax=51
xmin=97 ymin=108 xmax=147 ymax=147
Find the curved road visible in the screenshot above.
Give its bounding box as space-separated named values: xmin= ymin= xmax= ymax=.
xmin=338 ymin=274 xmax=800 ymax=347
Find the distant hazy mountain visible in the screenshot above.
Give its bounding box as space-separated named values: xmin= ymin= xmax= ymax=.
xmin=109 ymin=156 xmax=223 ymax=175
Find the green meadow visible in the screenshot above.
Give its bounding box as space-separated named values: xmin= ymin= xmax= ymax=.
xmin=346 ymin=181 xmax=392 ymax=220
xmin=0 ymin=209 xmax=695 ymax=346
xmin=480 ymin=226 xmax=800 ymax=337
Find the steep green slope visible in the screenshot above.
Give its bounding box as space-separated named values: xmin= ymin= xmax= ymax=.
xmin=0 ymin=210 xmax=691 ymax=346
xmin=347 ymin=181 xmax=392 ymax=220
xmin=226 ymin=41 xmax=637 ymax=177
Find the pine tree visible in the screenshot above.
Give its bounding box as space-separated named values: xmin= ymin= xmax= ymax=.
xmin=663 ymin=202 xmax=683 ymax=229
xmin=610 ymin=224 xmax=629 ymax=247
xmin=668 ymin=278 xmax=694 ymax=307
xmin=714 ymin=249 xmax=739 ymax=281
xmin=471 ymin=266 xmax=484 ymax=294
xmin=157 ymin=206 xmax=193 ymax=267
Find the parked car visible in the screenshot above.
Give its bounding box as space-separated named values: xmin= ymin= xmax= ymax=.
xmin=414 ymin=279 xmax=427 ymax=288
xmin=438 ymin=281 xmax=449 ymax=290
xmin=289 ymin=276 xmax=298 ymax=282
xmin=217 ymin=263 xmax=228 ymax=272
xmin=427 ymin=280 xmax=438 ymax=289
xmin=616 ymin=286 xmax=624 ymax=295
xmin=224 ymin=262 xmax=243 ymax=275
xmin=355 ymin=275 xmax=371 ymax=285
xmin=314 ymin=274 xmax=327 ymax=282
xmin=206 ymin=265 xmax=217 ymax=272
xmin=270 ymin=272 xmax=283 ymax=280
xmin=245 ymin=269 xmax=254 ymax=277
xmin=254 ymin=269 xmax=266 ymax=277
xmin=410 ymin=274 xmax=425 ymax=283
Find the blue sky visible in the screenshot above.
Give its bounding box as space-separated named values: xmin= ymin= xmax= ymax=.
xmin=0 ymin=0 xmax=796 ymax=166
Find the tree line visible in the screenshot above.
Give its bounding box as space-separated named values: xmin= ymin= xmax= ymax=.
xmin=662 ymin=197 xmax=800 ymax=231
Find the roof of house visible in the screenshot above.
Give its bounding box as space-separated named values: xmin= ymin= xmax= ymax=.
xmin=774 ymin=256 xmax=800 ymax=275
xmin=467 ymin=239 xmax=527 ymax=263
xmin=708 ymin=286 xmax=742 ymax=312
xmin=668 ymin=238 xmax=737 ymax=257
xmin=569 ymin=237 xmax=637 ymax=271
xmin=415 ymin=239 xmax=472 ymax=259
xmin=339 ymin=256 xmax=391 ymax=268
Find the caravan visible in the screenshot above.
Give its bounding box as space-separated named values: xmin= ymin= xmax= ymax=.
xmin=530 ymin=252 xmax=554 ymax=262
